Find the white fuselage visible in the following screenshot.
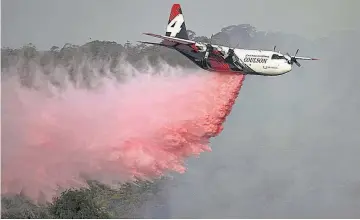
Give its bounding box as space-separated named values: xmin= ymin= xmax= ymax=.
xmin=197 ymin=43 xmax=293 ymax=76
xmin=234 ymin=48 xmax=292 ymax=75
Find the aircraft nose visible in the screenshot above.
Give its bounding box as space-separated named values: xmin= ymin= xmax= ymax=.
xmin=284 ymin=63 xmax=292 ymax=73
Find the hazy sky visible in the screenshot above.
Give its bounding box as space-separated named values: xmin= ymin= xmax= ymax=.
xmin=2 ymin=0 xmax=359 ymax=50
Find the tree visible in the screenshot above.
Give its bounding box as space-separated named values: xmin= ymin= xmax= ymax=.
xmin=50 ymin=46 xmax=60 ymax=53
xmin=48 ymin=188 xmax=111 ymax=219
xmin=221 ymin=24 xmax=257 ymax=47
xmin=21 ymin=43 xmax=38 ymax=59
xmin=1 ymin=195 xmax=52 ymax=219
xmin=187 ymin=30 xmax=196 ymax=40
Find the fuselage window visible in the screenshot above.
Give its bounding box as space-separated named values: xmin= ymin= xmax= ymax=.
xmin=271 ymin=54 xmax=286 ymax=60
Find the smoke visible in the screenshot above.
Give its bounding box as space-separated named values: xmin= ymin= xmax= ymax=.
xmin=1 ymin=58 xmax=245 ymax=202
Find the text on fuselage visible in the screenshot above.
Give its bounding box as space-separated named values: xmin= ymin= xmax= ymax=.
xmin=243 ymin=54 xmax=268 ymax=63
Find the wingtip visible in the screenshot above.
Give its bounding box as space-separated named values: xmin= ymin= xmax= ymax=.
xmin=143 ymin=32 xmax=154 ymax=36
xmin=137 ymin=40 xmax=152 ymax=44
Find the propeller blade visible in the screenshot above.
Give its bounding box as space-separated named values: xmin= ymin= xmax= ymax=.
xmin=295 ymin=61 xmax=301 ymax=67
xmin=295 ymin=49 xmax=299 ymax=56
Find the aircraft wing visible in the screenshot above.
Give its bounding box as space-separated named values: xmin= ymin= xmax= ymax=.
xmin=143 ymin=32 xmax=196 ymax=45
xmin=294 ymin=56 xmax=319 ymax=61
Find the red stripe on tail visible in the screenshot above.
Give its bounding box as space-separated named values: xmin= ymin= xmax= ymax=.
xmin=169 ymin=4 xmax=181 ymax=22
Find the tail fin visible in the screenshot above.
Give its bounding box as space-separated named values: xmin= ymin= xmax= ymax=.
xmin=165 ymin=4 xmax=189 ymax=40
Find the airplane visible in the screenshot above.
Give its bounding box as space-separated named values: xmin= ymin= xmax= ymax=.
xmin=139 ymin=4 xmax=318 ymax=76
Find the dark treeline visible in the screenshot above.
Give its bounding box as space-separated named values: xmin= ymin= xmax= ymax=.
xmin=1 ymin=178 xmax=166 ymax=219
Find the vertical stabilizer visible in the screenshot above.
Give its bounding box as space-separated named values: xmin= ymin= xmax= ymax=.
xmin=165 ymin=4 xmax=189 ymax=40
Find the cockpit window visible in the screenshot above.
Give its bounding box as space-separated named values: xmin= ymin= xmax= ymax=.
xmin=271 ymin=54 xmax=286 ymax=60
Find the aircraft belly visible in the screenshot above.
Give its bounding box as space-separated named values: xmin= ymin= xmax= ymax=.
xmin=244 ymin=62 xmax=281 ymax=75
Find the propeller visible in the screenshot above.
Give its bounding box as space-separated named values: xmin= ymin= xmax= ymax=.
xmin=273 ymin=45 xmax=281 ymax=53
xmin=205 ymin=34 xmax=214 ymax=52
xmin=286 ymin=49 xmax=301 ymax=67
xmin=201 ymin=34 xmax=214 ymax=53
xmin=226 ymin=43 xmax=239 ymax=55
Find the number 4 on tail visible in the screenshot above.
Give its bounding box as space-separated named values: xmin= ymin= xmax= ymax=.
xmin=166 ymin=14 xmax=184 ymax=37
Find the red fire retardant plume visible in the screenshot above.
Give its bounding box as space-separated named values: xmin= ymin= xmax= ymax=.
xmin=1 ymin=69 xmax=245 ymax=202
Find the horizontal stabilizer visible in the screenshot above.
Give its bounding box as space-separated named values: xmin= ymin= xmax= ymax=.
xmin=137 ymin=41 xmax=170 ymax=47
xmin=143 ymin=32 xmax=195 ymax=45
